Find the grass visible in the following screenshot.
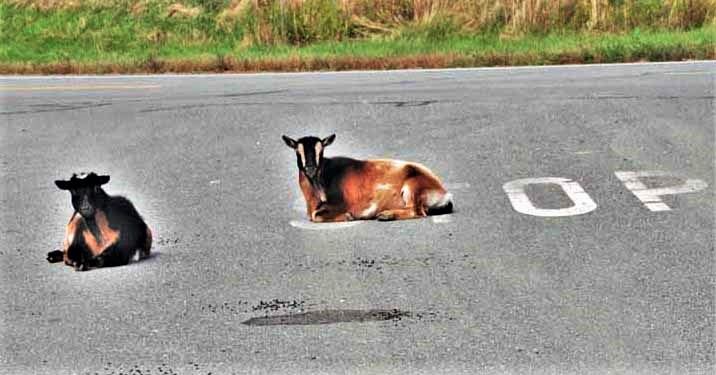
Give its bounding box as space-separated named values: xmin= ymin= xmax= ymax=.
xmin=1 ymin=1 xmax=714 ymax=74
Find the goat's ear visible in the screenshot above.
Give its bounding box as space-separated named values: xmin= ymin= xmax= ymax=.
xmin=322 ymin=134 xmax=336 ymax=147
xmin=55 ymin=180 xmax=71 ymax=190
xmin=97 ymin=175 xmax=110 ymax=185
xmin=282 ymin=135 xmax=297 ymax=149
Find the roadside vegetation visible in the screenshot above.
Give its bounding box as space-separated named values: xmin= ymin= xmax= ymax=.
xmin=1 ymin=0 xmax=714 ymax=74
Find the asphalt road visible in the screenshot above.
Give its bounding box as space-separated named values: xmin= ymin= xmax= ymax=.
xmin=1 ymin=62 xmax=714 ymax=375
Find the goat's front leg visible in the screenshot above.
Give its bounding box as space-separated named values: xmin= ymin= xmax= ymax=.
xmin=376 ymin=206 xmax=426 ymax=221
xmin=65 ymin=243 xmax=92 ymax=271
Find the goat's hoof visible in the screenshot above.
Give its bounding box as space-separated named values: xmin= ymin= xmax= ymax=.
xmin=73 ymin=262 xmax=88 ymax=272
xmin=377 ymin=211 xmax=396 ymax=221
xmin=47 ymin=250 xmax=64 ymax=263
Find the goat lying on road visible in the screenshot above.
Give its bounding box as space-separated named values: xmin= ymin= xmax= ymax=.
xmin=47 ymin=173 xmax=152 ymax=271
xmin=283 ymin=134 xmax=453 ymax=222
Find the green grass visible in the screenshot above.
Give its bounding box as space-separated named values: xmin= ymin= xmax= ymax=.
xmin=0 ymin=3 xmax=240 ymax=64
xmin=1 ymin=2 xmax=713 ymax=74
xmin=235 ymin=27 xmax=715 ymax=61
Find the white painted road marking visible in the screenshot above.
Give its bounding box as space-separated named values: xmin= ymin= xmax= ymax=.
xmin=432 ymin=215 xmax=453 ymax=224
xmin=289 ymin=220 xmax=362 ymax=230
xmin=503 ymin=177 xmax=598 ymax=217
xmin=614 ymin=171 xmax=708 ymax=211
xmin=445 ymin=182 xmax=470 ymax=190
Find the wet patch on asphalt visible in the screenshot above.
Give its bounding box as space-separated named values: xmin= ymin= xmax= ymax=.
xmin=241 ymin=307 xmax=455 ymax=326
xmin=198 ymin=297 xmax=454 ymax=325
xmin=242 ymin=308 xmax=410 ymax=326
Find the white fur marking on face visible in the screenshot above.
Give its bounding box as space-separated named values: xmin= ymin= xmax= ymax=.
xmin=376 ymin=183 xmax=393 ymax=191
xmin=315 ymin=143 xmax=322 ymax=165
xmin=360 ymin=202 xmax=378 ymax=218
xmin=297 ymin=144 xmax=306 ymax=167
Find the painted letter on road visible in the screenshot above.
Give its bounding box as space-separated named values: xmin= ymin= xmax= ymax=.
xmin=503 ymin=177 xmax=597 ymax=217
xmin=614 ymin=170 xmax=708 ymax=211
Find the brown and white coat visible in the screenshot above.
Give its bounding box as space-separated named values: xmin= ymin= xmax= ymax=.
xmin=283 ymin=135 xmax=453 ymax=222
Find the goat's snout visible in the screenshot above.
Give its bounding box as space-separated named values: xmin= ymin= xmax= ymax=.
xmin=304 ymin=166 xmax=318 ymax=178
xmin=79 ymin=201 xmax=92 ymax=212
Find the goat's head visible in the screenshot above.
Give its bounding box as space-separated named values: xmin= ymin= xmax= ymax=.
xmin=282 ymin=134 xmax=335 ymax=202
xmin=55 ymin=172 xmax=110 ymax=219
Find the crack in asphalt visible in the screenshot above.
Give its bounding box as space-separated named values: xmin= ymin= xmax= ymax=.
xmin=4 ymin=94 xmax=707 ymax=116
xmin=1 ymin=102 xmax=112 ymax=115
xmin=140 ymin=99 xmax=443 ymax=113
xmin=372 ymin=100 xmax=438 ymax=107
xmin=573 ymin=95 xmax=714 ymax=100
xmin=217 ymin=89 xmax=287 ymax=98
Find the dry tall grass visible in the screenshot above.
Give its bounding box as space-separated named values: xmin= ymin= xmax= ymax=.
xmin=345 ymin=0 xmax=716 ymax=31
xmin=6 ymin=0 xmax=716 ymax=44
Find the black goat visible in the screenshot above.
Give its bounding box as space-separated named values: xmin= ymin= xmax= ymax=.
xmin=47 ymin=173 xmax=152 ymax=271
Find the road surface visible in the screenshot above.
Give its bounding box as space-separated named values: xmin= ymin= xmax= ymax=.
xmin=1 ymin=62 xmax=714 ymax=374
